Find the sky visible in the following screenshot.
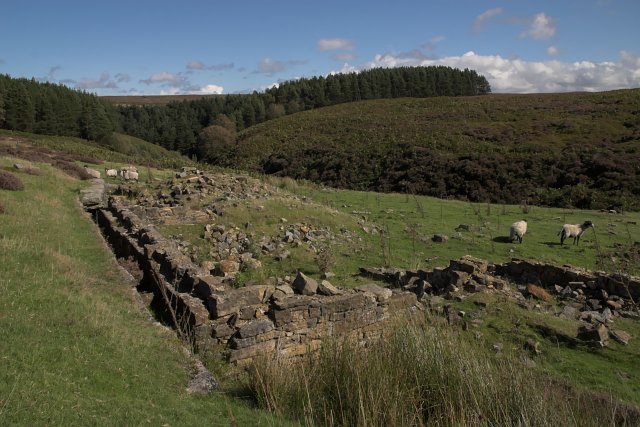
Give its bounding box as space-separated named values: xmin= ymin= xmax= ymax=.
xmin=1 ymin=0 xmax=639 ymax=96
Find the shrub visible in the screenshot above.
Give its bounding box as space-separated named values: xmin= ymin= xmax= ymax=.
xmin=52 ymin=160 xmax=93 ymax=180
xmin=0 ymin=170 xmax=24 ymax=190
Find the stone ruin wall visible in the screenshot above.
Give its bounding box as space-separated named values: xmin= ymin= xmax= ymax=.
xmin=88 ymin=190 xmax=640 ymax=366
xmin=94 ymin=197 xmax=418 ymax=366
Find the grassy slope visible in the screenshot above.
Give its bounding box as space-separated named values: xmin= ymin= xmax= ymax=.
xmin=0 ymin=152 xmax=287 ymax=425
xmin=236 ymin=90 xmax=640 ymax=165
xmin=0 ymin=129 xmax=197 ymax=170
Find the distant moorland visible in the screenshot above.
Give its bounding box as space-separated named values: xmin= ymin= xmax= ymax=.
xmin=232 ymin=90 xmax=640 ymax=210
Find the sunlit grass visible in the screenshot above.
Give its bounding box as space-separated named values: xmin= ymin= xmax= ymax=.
xmin=0 ymin=155 xmax=287 ymax=426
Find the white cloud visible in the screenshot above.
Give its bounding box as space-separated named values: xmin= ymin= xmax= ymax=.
xmin=255 ymin=58 xmax=306 ymax=75
xmin=318 ymin=38 xmax=354 ymax=51
xmin=140 ymin=71 xmax=181 ymax=84
xmin=187 ymin=60 xmax=234 ymax=71
xmin=194 ymin=84 xmax=224 ymax=94
xmin=473 ymin=8 xmax=503 ymax=32
xmin=362 ymin=50 xmax=640 ymax=93
xmin=521 ymin=12 xmax=556 ymax=40
xmin=187 ymin=60 xmax=205 ymax=70
xmin=546 ymin=46 xmax=559 ymax=56
xmin=75 ymin=72 xmax=118 ymax=90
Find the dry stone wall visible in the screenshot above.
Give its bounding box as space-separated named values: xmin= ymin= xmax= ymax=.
xmin=92 ymin=196 xmax=418 ymax=366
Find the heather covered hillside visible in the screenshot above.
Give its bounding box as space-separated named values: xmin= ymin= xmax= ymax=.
xmin=233 ymin=90 xmax=640 ymax=210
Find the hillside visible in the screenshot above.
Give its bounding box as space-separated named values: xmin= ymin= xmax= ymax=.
xmin=2 ymin=131 xmax=639 ymax=425
xmin=234 ymin=90 xmax=640 ymax=210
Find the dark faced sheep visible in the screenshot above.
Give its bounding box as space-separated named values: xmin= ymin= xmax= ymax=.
xmin=509 ymin=220 xmax=527 ymax=243
xmin=559 ymin=220 xmax=594 ymax=245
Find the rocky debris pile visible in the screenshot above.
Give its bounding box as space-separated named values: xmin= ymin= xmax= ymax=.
xmin=203 ymin=224 xmax=252 ymax=262
xmin=281 ymin=222 xmax=335 ymax=248
xmin=360 ymin=255 xmax=639 ymax=346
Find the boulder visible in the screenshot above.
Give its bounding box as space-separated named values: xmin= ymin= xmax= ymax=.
xmin=292 ymin=272 xmax=318 ymax=296
xmin=609 ymin=329 xmax=631 ymax=345
xmin=577 ymin=324 xmax=609 ymax=346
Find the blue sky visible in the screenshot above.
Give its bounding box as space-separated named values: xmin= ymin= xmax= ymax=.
xmin=1 ymin=0 xmax=639 ymax=95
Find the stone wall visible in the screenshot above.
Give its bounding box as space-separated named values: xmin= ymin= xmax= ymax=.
xmin=84 ymin=176 xmax=638 ymax=365
xmin=92 ymin=197 xmax=418 ymax=366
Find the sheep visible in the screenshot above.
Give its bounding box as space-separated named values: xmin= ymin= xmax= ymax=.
xmin=509 ymin=219 xmax=528 ymax=243
xmin=119 ymin=166 xmax=138 ymax=179
xmin=105 ymin=168 xmax=118 ymax=177
xmin=83 ymin=165 xmax=101 ymax=179
xmin=558 ymin=220 xmax=594 ymax=245
xmin=123 ymin=170 xmax=139 ymax=181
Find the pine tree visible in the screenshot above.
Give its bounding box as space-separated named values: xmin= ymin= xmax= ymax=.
xmin=4 ymin=81 xmax=35 ymax=132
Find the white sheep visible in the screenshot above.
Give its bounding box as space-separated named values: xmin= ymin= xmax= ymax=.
xmin=509 ymin=219 xmax=528 ymax=243
xmin=105 ymin=168 xmax=118 ymax=177
xmin=119 ymin=166 xmax=138 ymax=177
xmin=558 ymin=220 xmax=594 ymax=245
xmin=123 ymin=170 xmax=139 ymax=181
xmin=83 ymin=166 xmax=101 ymax=179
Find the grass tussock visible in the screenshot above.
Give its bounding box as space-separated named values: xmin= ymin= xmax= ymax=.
xmin=0 ymin=170 xmax=24 ymax=190
xmin=248 ymin=318 xmax=636 ymax=427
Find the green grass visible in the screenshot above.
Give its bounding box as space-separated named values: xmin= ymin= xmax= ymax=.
xmin=445 ymin=292 xmax=640 ymax=406
xmin=0 ymin=155 xmax=289 ymax=426
xmin=285 ymin=183 xmax=640 ymax=275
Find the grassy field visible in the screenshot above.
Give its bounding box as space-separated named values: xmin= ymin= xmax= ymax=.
xmin=0 ymin=153 xmax=292 ymax=425
xmin=287 ymin=182 xmax=640 ymax=274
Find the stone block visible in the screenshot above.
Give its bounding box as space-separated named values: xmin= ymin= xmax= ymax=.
xmin=207 ymin=285 xmax=274 ymax=318
xmin=356 ymin=283 xmax=393 ymax=301
xmin=237 ymin=319 xmax=275 ymax=339
xmin=318 ymin=280 xmax=342 ymax=296
xmin=386 ymin=292 xmax=417 ymax=311
xmin=229 ymin=339 xmax=277 ymax=362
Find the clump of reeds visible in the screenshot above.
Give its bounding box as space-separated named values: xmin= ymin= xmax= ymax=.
xmin=247 ymin=316 xmax=633 ymax=426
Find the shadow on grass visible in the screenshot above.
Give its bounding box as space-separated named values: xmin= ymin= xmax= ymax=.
xmin=543 ymin=241 xmax=563 ymax=246
xmin=492 ymin=236 xmax=512 ymax=243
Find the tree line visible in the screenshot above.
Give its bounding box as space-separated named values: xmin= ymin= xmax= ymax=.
xmin=0 ymin=74 xmax=118 ymax=140
xmin=117 ymin=66 xmax=490 ymax=157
